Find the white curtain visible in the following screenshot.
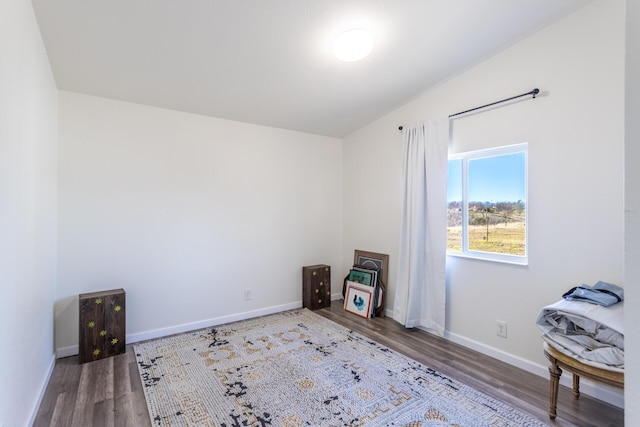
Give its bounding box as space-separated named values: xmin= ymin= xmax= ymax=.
xmin=393 ymin=118 xmax=449 ymax=336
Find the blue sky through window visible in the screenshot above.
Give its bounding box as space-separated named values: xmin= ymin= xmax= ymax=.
xmin=448 ymin=152 xmax=525 ymax=203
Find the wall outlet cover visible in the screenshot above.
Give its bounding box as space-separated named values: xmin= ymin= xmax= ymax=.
xmin=496 ymin=320 xmax=508 ymax=338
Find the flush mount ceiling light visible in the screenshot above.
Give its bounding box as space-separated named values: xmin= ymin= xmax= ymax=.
xmin=332 ymin=29 xmax=374 ymax=62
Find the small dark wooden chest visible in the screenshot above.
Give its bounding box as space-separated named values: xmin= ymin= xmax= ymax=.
xmin=78 ymin=288 xmax=126 ymax=363
xmin=302 ymin=265 xmax=331 ymax=310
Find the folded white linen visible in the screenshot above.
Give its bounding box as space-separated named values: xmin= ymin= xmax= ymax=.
xmin=536 ymin=299 xmax=624 ymax=371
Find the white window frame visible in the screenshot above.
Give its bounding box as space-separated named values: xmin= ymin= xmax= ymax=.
xmin=447 ymin=143 xmax=528 ymax=265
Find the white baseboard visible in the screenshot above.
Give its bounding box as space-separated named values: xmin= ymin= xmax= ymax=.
xmin=56 ymin=344 xmax=78 ymax=358
xmin=443 ymin=331 xmax=624 ymax=408
xmin=55 ymin=298 xmax=622 ymax=409
xmin=30 ymin=354 xmax=56 ymax=426
xmin=127 ymin=301 xmax=303 ymax=344
xmin=385 ymin=305 xmax=622 ymax=408
xmin=56 ymin=301 xmax=303 ymax=358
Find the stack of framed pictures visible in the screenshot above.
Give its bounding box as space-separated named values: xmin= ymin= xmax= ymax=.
xmin=343 ymin=250 xmax=388 ymax=319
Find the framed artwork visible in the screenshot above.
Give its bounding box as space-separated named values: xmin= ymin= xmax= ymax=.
xmin=352 ymin=266 xmax=378 ymax=290
xmin=348 ymin=269 xmax=373 ymax=286
xmin=354 ymin=250 xmax=389 ymax=287
xmin=344 ymin=281 xmax=374 ymax=318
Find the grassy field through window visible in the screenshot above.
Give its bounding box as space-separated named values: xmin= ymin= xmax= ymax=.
xmin=447 ymin=222 xmax=525 ymax=255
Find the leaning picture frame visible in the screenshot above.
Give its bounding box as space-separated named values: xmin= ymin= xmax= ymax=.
xmin=344 ymin=281 xmax=374 ymax=318
xmin=352 ymin=266 xmax=378 ymax=290
xmin=353 ymin=250 xmax=389 ymax=288
xmin=348 ymin=269 xmax=373 ymax=286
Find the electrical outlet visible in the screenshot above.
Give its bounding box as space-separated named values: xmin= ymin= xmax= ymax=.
xmin=496 ymin=320 xmax=508 ymax=338
xmin=244 ymin=289 xmax=253 ymax=301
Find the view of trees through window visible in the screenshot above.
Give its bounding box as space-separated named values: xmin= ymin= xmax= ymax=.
xmin=447 ymin=145 xmax=527 ymax=261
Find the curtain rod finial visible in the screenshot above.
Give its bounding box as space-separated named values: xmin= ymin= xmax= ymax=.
xmin=532 ymin=88 xmax=540 ymax=98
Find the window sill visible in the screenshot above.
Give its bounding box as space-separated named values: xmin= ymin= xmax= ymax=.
xmin=446 ymin=251 xmax=528 ymax=266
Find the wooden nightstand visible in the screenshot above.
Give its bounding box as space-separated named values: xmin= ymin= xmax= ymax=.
xmin=78 ymin=288 xmax=126 ymax=363
xmin=302 ymin=265 xmax=331 ymax=310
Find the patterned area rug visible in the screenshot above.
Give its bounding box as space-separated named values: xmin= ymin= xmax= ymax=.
xmin=135 ymin=309 xmax=548 ymax=426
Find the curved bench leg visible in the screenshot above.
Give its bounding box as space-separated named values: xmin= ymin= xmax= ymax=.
xmin=573 ymin=373 xmax=581 ymax=399
xmin=548 ymin=361 xmax=562 ymax=420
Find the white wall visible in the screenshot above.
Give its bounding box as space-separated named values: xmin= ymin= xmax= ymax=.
xmin=9 ymin=0 xmax=632 ymax=422
xmin=56 ymin=92 xmax=342 ymax=353
xmin=343 ymin=0 xmax=625 ymax=404
xmin=625 ymin=0 xmax=640 ymax=424
xmin=0 ymin=0 xmax=58 ymax=425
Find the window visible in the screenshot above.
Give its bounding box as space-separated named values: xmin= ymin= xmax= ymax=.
xmin=447 ymin=143 xmax=527 ymax=264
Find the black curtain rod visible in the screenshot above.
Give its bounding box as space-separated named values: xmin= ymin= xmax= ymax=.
xmin=398 ymin=88 xmax=540 ymax=131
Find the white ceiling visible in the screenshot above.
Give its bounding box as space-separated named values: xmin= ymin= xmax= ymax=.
xmin=32 ymin=0 xmax=591 ymax=138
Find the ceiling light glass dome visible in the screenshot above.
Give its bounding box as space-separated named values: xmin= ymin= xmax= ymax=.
xmin=332 ymin=29 xmax=374 ymax=62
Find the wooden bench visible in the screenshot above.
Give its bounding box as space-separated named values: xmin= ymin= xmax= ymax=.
xmin=543 ymin=341 xmax=624 ymax=419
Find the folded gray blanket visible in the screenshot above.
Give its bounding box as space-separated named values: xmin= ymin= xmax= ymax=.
xmin=536 ymin=298 xmax=624 ymax=371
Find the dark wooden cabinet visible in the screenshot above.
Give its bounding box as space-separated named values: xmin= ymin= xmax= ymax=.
xmin=302 ymin=265 xmax=331 ymax=310
xmin=78 ymin=288 xmax=126 ymax=364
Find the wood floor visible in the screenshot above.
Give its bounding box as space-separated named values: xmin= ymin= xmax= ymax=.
xmin=34 ymin=300 xmax=624 ymax=426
